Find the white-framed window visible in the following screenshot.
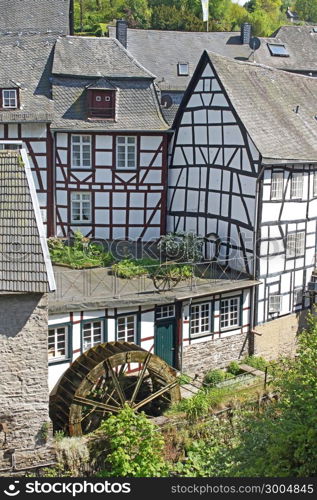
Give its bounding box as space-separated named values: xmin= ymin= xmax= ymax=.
xmin=48 ymin=325 xmax=68 ymax=361
xmin=156 ymin=305 xmax=175 ymax=320
xmin=268 ymin=294 xmax=282 ymax=313
xmin=71 ymin=135 xmax=91 ymax=168
xmin=190 ymin=302 xmax=210 ymax=336
xmin=293 ymin=287 xmax=303 ymax=307
xmin=178 ymin=62 xmax=189 ymax=76
xmin=286 ymin=232 xmax=305 ymax=258
xmin=71 ymin=192 xmax=92 ymax=223
xmin=220 ymin=297 xmax=240 ymax=330
xmin=271 ymin=172 xmax=284 ymax=200
xmin=116 ymin=136 xmax=136 ymax=169
xmin=2 ymin=89 xmax=17 ymax=108
xmin=82 ymin=320 xmax=103 ymax=351
xmin=290 ymin=172 xmax=304 ymax=199
xmin=117 ymin=315 xmax=137 ymax=342
xmin=313 ymin=172 xmax=317 ymax=197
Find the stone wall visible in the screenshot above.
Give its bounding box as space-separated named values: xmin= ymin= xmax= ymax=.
xmin=252 ymin=310 xmax=308 ymax=361
xmin=0 ymin=293 xmax=54 ymax=472
xmin=182 ymin=333 xmax=250 ymax=377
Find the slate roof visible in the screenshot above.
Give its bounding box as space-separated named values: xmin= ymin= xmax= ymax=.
xmin=51 ymin=76 xmax=168 ymax=131
xmin=0 ymin=151 xmax=55 ymax=293
xmin=0 ymin=34 xmax=55 ymax=122
xmin=53 ymin=36 xmax=155 ymax=79
xmin=108 ymin=25 xmax=317 ymax=91
xmin=0 ymin=0 xmax=71 ymax=35
xmin=202 ymin=52 xmax=317 ymax=164
xmin=51 ymin=37 xmax=168 ymax=131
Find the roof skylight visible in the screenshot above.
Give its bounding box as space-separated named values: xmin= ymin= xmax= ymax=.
xmin=268 ymin=43 xmax=290 ymax=57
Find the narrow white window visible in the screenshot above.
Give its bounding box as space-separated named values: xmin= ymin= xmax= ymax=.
xmin=71 ymin=135 xmax=91 ymax=168
xmin=71 ymin=192 xmax=91 ymax=223
xmin=117 ymin=315 xmax=136 ymax=342
xmin=190 ymin=303 xmax=210 ymax=336
xmin=268 ymin=294 xmax=282 ymax=313
xmin=48 ymin=326 xmax=68 ymax=360
xmin=83 ymin=320 xmax=103 ymax=351
xmin=271 ymin=172 xmax=283 ymax=200
xmin=313 ymin=172 xmax=317 ymax=197
xmin=286 ymin=232 xmax=305 ymax=258
xmin=220 ymin=297 xmax=240 ymax=329
xmin=116 ymin=136 xmax=136 ymax=169
xmin=0 ymin=142 xmax=21 ymax=150
xmin=156 ymin=305 xmax=175 ymax=320
xmin=291 ymin=173 xmax=303 ymax=199
xmin=178 ymin=63 xmax=189 ymax=76
xmin=2 ymin=89 xmax=17 ymax=108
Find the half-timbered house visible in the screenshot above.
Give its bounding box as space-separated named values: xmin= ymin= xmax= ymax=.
xmin=51 ymin=36 xmax=169 ymax=241
xmin=168 ymin=50 xmax=317 ymax=358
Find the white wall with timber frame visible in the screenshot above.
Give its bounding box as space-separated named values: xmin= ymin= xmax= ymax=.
xmin=256 ymin=164 xmax=317 ymax=324
xmin=54 ymin=131 xmax=168 ymax=240
xmin=167 ymin=60 xmax=260 ymax=275
xmin=0 ymin=122 xmax=53 ymax=235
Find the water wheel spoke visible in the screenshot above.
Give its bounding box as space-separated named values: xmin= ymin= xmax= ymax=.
xmin=104 ymin=359 xmax=126 ymax=407
xmin=73 ymin=395 xmax=121 ymax=413
xmin=133 ymin=380 xmax=178 ymax=411
xmin=130 ymin=353 xmax=151 ymax=405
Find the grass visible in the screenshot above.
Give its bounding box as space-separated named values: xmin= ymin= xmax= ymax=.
xmin=167 ymin=376 xmax=267 ymax=422
xmin=203 ymin=369 xmax=234 ymax=386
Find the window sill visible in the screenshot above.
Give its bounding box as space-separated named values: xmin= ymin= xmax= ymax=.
xmin=70 ymin=221 xmax=92 ymax=225
xmin=48 ymin=357 xmax=71 ymax=366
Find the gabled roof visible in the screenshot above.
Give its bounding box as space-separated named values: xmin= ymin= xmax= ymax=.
xmin=0 ymin=0 xmax=71 ymax=35
xmin=53 ymin=37 xmax=155 ymax=79
xmin=0 ymin=150 xmax=55 ymax=293
xmin=199 ymin=52 xmax=317 ymax=164
xmin=108 ymin=25 xmax=317 ymax=91
xmin=86 ymin=78 xmax=117 ymax=90
xmin=0 ymin=34 xmax=55 ymax=123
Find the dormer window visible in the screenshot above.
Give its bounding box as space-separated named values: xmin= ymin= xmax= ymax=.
xmin=87 ymin=89 xmax=116 ymax=119
xmin=178 ymin=63 xmax=189 ymax=76
xmin=1 ymin=89 xmax=18 ymax=109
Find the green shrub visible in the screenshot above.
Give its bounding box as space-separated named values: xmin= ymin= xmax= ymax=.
xmin=227 ymin=361 xmax=242 ymax=376
xmin=158 ymin=232 xmax=203 ymax=262
xmin=112 ymin=258 xmax=159 ymax=278
xmin=243 ymin=355 xmax=268 ymax=372
xmin=204 ymin=369 xmax=234 ymax=386
xmin=93 ymin=406 xmax=169 ymax=477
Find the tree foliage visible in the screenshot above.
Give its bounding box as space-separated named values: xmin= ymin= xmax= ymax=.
xmin=74 ymin=0 xmax=289 ymax=36
xmin=295 ymin=0 xmax=317 ymax=22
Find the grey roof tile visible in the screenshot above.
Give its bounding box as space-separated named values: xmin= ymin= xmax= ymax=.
xmin=0 ymin=33 xmax=55 ymax=122
xmin=0 ymin=0 xmax=71 ymax=35
xmin=109 ymin=26 xmax=317 ymax=91
xmin=205 ymin=51 xmax=317 ymax=163
xmin=53 ymin=36 xmax=155 ymax=79
xmin=51 ymin=76 xmax=168 ymax=131
xmin=0 ymin=151 xmax=52 ymax=293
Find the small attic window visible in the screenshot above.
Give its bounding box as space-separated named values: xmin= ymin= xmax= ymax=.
xmin=87 ymin=89 xmax=116 ymax=119
xmin=178 ymin=63 xmax=189 ymax=76
xmin=268 ymin=43 xmax=289 ymax=57
xmin=0 ymin=89 xmax=18 ymax=109
xmin=312 ymin=27 xmax=317 ymax=33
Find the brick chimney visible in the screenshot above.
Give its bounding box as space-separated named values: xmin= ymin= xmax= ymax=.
xmin=116 ymin=20 xmax=128 ymax=49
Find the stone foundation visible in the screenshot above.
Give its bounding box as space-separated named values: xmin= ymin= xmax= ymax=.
xmin=0 ymin=293 xmax=54 ymax=472
xmin=182 ymin=333 xmax=250 ymax=377
xmin=252 ymin=310 xmax=309 ymax=361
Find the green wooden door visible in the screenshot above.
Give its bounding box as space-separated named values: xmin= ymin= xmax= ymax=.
xmin=155 ymin=319 xmax=176 ymax=367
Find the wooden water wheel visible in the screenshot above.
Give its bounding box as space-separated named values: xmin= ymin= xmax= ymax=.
xmin=50 ymin=341 xmax=181 ymax=436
